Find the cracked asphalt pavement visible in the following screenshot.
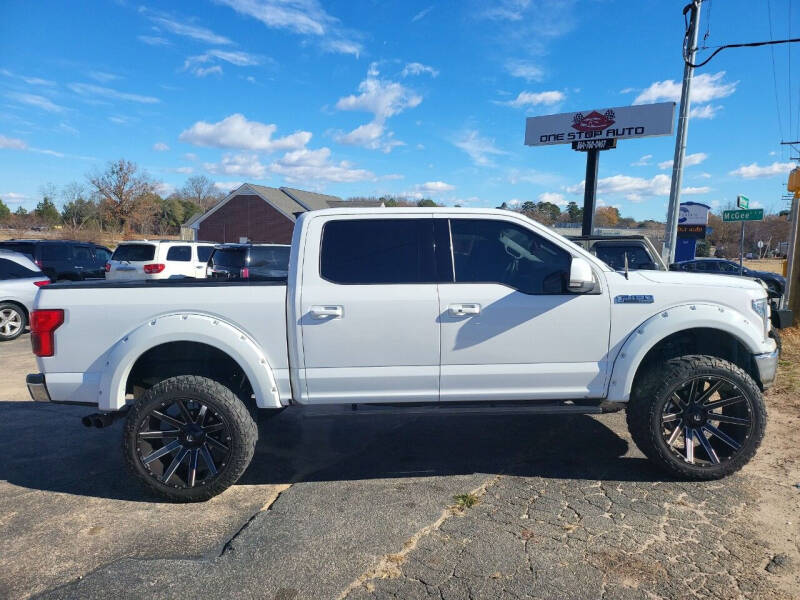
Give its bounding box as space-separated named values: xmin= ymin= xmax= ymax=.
xmin=1 ymin=335 xmax=798 ymax=599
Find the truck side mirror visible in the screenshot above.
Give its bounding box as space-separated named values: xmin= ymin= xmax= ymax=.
xmin=568 ymin=257 xmax=596 ymax=293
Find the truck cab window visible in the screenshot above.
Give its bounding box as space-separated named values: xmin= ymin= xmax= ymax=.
xmin=320 ymin=218 xmax=436 ymax=284
xmin=449 ymin=219 xmax=571 ymax=294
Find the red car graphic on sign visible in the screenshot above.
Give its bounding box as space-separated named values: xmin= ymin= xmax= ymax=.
xmin=571 ymin=109 xmax=615 ymax=132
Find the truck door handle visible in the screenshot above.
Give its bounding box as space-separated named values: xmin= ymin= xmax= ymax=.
xmin=448 ymin=303 xmax=481 ymax=316
xmin=310 ymin=305 xmax=343 ymax=319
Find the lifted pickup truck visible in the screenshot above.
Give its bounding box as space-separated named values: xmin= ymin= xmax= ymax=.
xmin=27 ymin=208 xmax=781 ymax=501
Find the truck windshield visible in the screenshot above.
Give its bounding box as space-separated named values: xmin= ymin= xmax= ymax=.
xmin=210 ymin=248 xmax=246 ymax=268
xmin=111 ymin=244 xmax=155 ymax=262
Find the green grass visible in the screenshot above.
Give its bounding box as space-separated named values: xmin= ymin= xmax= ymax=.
xmin=453 ymin=493 xmax=479 ymax=510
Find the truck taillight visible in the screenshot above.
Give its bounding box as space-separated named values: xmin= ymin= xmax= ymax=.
xmin=104 ymin=263 xmax=111 ymax=272
xmin=240 ymin=267 xmax=250 ymax=279
xmin=31 ymin=309 xmax=64 ymax=357
xmin=143 ymin=263 xmax=165 ymax=274
xmin=33 ymin=280 xmax=51 ymax=287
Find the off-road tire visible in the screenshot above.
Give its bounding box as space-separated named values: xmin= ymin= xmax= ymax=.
xmin=627 ymin=355 xmax=766 ymax=480
xmin=123 ymin=375 xmax=258 ymax=502
xmin=0 ymin=302 xmax=26 ymax=341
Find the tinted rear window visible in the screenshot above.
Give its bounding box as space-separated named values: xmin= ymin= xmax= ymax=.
xmin=40 ymin=244 xmax=68 ymax=261
xmin=197 ymin=246 xmax=214 ymax=262
xmin=210 ymin=248 xmax=246 ymax=268
xmin=166 ymin=246 xmax=191 ymax=261
xmin=249 ymin=246 xmax=290 ymax=269
xmin=0 ymin=257 xmax=40 ymax=279
xmin=112 ymin=244 xmax=155 ymax=261
xmin=0 ymin=242 xmax=35 ymax=259
xmin=320 ymin=219 xmax=436 ymax=284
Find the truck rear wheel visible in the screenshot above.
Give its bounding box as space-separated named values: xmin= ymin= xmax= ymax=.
xmin=123 ymin=375 xmax=257 ymax=502
xmin=627 ymin=355 xmax=766 ymax=480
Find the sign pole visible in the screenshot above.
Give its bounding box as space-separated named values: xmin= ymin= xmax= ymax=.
xmin=663 ymin=0 xmax=702 ymax=265
xmin=739 ymin=221 xmax=745 ymax=274
xmin=581 ymin=148 xmax=599 ymax=236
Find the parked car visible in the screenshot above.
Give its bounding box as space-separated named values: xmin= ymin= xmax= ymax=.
xmin=567 ymin=235 xmax=666 ymax=271
xmin=670 ymin=258 xmax=785 ymax=298
xmin=207 ymin=243 xmax=290 ymax=280
xmin=28 ymin=208 xmax=785 ymax=501
xmin=105 ymin=241 xmax=215 ymax=280
xmin=0 ymin=250 xmax=50 ymax=341
xmin=0 ymin=239 xmax=111 ymax=281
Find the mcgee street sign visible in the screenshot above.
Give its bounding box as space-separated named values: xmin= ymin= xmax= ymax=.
xmin=723 ymin=208 xmax=764 ymax=222
xmin=524 ymin=102 xmax=675 ymax=147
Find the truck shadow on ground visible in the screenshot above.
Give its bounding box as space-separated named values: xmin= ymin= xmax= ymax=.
xmin=0 ymin=401 xmax=666 ymax=502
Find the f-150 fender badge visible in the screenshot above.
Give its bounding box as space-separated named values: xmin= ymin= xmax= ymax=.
xmin=614 ymin=294 xmax=654 ymax=304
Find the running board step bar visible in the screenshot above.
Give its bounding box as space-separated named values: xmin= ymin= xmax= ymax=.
xmin=297 ymin=401 xmax=623 ymax=418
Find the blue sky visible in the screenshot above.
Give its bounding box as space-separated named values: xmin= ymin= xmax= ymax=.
xmin=1 ymin=0 xmax=798 ymax=220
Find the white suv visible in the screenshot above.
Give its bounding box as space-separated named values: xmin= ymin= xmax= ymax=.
xmin=105 ymin=241 xmax=215 ymax=281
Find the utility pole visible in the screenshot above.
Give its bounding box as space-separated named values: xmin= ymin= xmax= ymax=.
xmin=663 ymin=0 xmax=702 ymax=265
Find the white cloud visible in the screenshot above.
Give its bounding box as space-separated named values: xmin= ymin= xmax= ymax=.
xmin=179 ymin=114 xmax=312 ymax=152
xmin=507 ymin=199 xmax=522 ymax=208
xmin=537 ymin=192 xmax=566 ymax=206
xmin=153 ymin=142 xmax=170 ymax=152
xmin=501 ymin=90 xmax=564 ymax=108
xmin=453 ymin=129 xmax=506 ymax=166
xmin=0 ymin=69 xmax=55 ymax=86
xmin=268 ymin=147 xmax=374 ymax=183
xmin=7 ymin=92 xmax=65 ymax=113
xmin=505 ymin=60 xmax=543 ymax=82
xmin=401 ymin=62 xmax=438 ymax=77
xmin=1 ymin=192 xmax=27 ymax=204
xmin=204 ymin=153 xmax=268 ymax=178
xmin=216 ymin=0 xmax=362 ymax=56
xmin=138 ymin=35 xmax=171 ymax=46
xmin=633 ymin=71 xmax=737 ymax=105
xmin=148 ymin=13 xmax=232 ymax=45
xmin=334 ymin=63 xmax=421 ymax=153
xmin=729 ymin=161 xmax=794 ymax=179
xmin=682 ymin=186 xmax=712 ymax=194
xmin=412 ymin=6 xmax=434 ymax=22
xmin=334 ymin=121 xmax=404 ymax=153
xmin=214 ymin=181 xmax=243 ymax=192
xmin=631 ymin=154 xmax=652 ymax=167
xmin=156 ymin=182 xmax=176 ymax=196
xmin=194 ymin=66 xmax=223 ymax=77
xmin=415 ymin=181 xmax=455 ymax=194
xmin=0 ymin=135 xmax=27 ymax=150
xmin=173 ymin=166 xmax=194 ymax=174
xmin=690 ymin=104 xmax=722 ymax=119
xmin=184 ymin=153 xmax=198 ymax=161
xmin=336 ymin=63 xmax=422 ymax=119
xmin=69 ymin=83 xmax=160 ymax=104
xmin=567 ymin=174 xmax=672 ymax=198
xmin=658 ymin=152 xmax=708 ymax=170
xmin=89 ymin=71 xmax=120 ymax=83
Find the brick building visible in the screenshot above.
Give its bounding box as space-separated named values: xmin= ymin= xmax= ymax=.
xmin=186 ymin=184 xmax=383 ymax=244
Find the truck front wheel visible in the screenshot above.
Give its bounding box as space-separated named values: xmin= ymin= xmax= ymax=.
xmin=627 ymin=355 xmax=766 ymax=480
xmin=123 ymin=375 xmax=258 ymax=502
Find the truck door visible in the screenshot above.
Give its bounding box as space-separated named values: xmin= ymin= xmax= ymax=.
xmin=437 ymin=216 xmax=612 ymax=401
xmin=299 ymin=215 xmax=443 ymax=404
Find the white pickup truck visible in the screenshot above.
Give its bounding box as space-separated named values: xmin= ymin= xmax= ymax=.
xmin=27 ymin=208 xmax=781 ymax=501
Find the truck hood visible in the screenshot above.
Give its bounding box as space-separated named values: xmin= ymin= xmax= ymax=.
xmin=636 ymin=270 xmax=766 ymax=293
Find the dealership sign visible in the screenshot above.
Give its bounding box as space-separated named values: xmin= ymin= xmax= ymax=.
xmin=524 ymin=102 xmax=675 ymax=147
xmin=678 ymin=202 xmax=710 ymax=226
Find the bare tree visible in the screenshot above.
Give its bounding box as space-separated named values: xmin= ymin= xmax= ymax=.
xmin=180 ymin=175 xmax=221 ymax=210
xmin=87 ymin=159 xmax=156 ymax=232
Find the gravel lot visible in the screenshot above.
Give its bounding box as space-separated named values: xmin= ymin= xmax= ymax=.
xmin=1 ymin=333 xmax=798 ymax=599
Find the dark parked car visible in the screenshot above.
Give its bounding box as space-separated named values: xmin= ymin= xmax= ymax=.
xmin=0 ymin=239 xmax=112 ymax=281
xmin=567 ymin=235 xmax=666 ymax=271
xmin=670 ymin=258 xmax=785 ymax=298
xmin=206 ymin=243 xmax=290 ymax=280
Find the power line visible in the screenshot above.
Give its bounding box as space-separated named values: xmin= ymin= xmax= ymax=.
xmin=789 ymin=0 xmax=793 ymax=140
xmin=684 ymin=36 xmax=800 ymax=68
xmin=766 ymin=0 xmax=785 ymax=141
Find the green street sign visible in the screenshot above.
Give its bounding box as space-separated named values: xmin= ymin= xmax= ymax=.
xmin=723 ymin=208 xmax=763 ymax=222
xmin=737 ymin=195 xmax=749 ymax=209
